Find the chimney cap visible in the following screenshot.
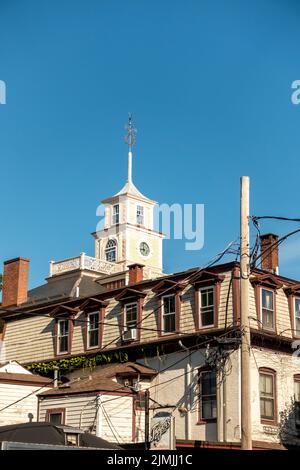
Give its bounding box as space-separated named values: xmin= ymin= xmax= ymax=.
xmin=128 ymin=263 xmax=145 ymax=269
xmin=259 ymin=233 xmax=278 ymax=240
xmin=4 ymin=257 xmax=30 ymax=265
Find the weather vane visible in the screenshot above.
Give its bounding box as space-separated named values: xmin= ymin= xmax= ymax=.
xmin=124 ymin=112 xmax=137 ymax=152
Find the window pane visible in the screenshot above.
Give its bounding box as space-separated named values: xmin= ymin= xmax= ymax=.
xmin=295 ymin=380 xmax=300 ymax=402
xmin=260 ymin=373 xmax=275 ymax=420
xmin=48 ymin=413 xmax=62 ymax=425
xmin=164 ymin=313 xmax=175 ymax=332
xmin=262 ymin=309 xmax=274 ymax=329
xmin=295 ymin=299 xmax=300 ymax=316
xmin=200 ymin=288 xmax=214 ymax=327
xmin=200 ymin=371 xmax=217 ymax=420
xmin=58 ymin=320 xmax=69 ymax=353
xmin=201 ymin=308 xmax=214 ymax=327
xmin=88 ymin=313 xmax=99 ymax=347
xmin=163 ymin=295 xmax=175 ymax=314
xmin=125 ymin=303 xmax=138 ymax=329
xmin=262 ymin=289 xmax=274 ymax=310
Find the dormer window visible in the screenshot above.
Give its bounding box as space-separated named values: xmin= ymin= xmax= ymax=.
xmin=261 ymin=288 xmax=275 ymax=331
xmin=162 ymin=294 xmax=176 ymax=333
xmin=105 ymin=239 xmax=117 ymax=263
xmin=57 ymin=319 xmax=69 ymax=354
xmin=112 ymin=204 xmax=119 ymax=225
xmin=199 ymin=287 xmax=214 ymax=327
xmin=295 ymin=299 xmax=300 ymax=336
xmin=137 ymin=205 xmax=144 ymax=225
xmin=87 ymin=312 xmax=100 ymax=348
xmin=125 ymin=302 xmax=138 ymax=330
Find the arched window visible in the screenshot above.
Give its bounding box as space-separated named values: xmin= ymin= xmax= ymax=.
xmin=105 ymin=239 xmax=117 ymax=263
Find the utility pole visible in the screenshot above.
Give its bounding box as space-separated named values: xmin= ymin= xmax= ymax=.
xmin=240 ymin=176 xmax=252 ymax=450
xmin=144 ymin=389 xmax=150 ymax=450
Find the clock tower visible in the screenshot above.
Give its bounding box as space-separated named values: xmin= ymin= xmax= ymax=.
xmin=93 ymin=115 xmax=164 ymax=279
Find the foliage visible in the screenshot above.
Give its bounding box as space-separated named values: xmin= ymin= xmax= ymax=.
xmin=278 ymin=398 xmax=300 ymax=449
xmin=26 ymin=342 xmax=168 ymax=377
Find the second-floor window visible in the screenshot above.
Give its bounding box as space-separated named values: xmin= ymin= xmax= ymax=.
xmin=112 ymin=204 xmax=119 ymax=224
xmin=57 ymin=319 xmax=69 ymax=354
xmin=105 ymin=239 xmax=117 ymax=262
xmin=162 ymin=295 xmax=176 ymax=333
xmin=125 ymin=302 xmax=138 ymax=330
xmin=199 ymin=370 xmax=217 ymax=421
xmin=259 ymin=370 xmax=276 ymax=421
xmin=261 ymin=288 xmax=275 ymax=330
xmin=295 ymin=299 xmax=300 ymax=336
xmin=199 ymin=287 xmax=214 ymax=327
xmin=137 ymin=205 xmax=144 ymax=225
xmin=87 ymin=312 xmax=99 ymax=348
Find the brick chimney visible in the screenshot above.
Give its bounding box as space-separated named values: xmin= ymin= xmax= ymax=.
xmin=259 ymin=234 xmax=279 ymax=274
xmin=128 ymin=263 xmax=144 ymax=285
xmin=1 ymin=257 xmax=30 ymax=307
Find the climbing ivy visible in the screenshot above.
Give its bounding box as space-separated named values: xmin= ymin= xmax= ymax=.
xmin=26 ymin=342 xmax=171 ymax=377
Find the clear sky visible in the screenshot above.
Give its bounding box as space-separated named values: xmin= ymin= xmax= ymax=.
xmin=1 ymin=0 xmax=300 ymax=290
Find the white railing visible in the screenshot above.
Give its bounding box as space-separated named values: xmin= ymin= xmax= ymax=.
xmin=49 ymin=253 xmax=122 ymax=277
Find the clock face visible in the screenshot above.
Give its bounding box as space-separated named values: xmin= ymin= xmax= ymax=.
xmin=139 ymin=241 xmax=150 ymax=257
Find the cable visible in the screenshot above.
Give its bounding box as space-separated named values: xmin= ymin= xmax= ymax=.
xmin=0 ymin=378 xmax=55 ymax=413
xmin=1 ymin=238 xmax=239 ymax=352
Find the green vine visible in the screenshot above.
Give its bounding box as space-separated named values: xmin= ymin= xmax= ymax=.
xmin=27 ymin=342 xmax=170 ymax=377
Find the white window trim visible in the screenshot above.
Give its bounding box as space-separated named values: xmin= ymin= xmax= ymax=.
xmin=294 ymin=297 xmax=300 ymax=337
xmin=198 ymin=286 xmax=215 ymax=329
xmin=57 ymin=319 xmax=69 ymax=355
xmin=161 ymin=294 xmax=176 ymax=334
xmin=260 ymin=287 xmax=275 ymax=331
xmin=112 ymin=204 xmax=120 ymax=225
xmin=124 ymin=302 xmax=138 ymax=331
xmin=137 ymin=205 xmax=144 ymax=225
xmin=105 ymin=238 xmax=118 ymax=263
xmin=87 ymin=311 xmax=100 ymax=349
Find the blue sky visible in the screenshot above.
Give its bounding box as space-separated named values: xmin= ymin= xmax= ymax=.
xmin=1 ymin=0 xmax=300 ymax=290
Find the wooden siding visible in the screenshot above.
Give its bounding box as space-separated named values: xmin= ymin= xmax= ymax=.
xmin=0 ymin=383 xmax=50 ymax=426
xmin=39 ymin=394 xmax=97 ymax=432
xmin=2 ymin=268 xmax=296 ymax=365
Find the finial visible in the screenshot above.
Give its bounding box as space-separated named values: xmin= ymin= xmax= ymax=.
xmin=124 ymin=113 xmax=137 ymax=183
xmin=124 ymin=112 xmax=137 ymax=152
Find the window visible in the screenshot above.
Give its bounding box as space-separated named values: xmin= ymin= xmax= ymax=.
xmin=87 ymin=312 xmax=99 ymax=348
xmin=135 ymin=391 xmax=146 ymax=410
xmin=137 ymin=205 xmax=144 ymax=225
xmin=259 ymin=370 xmax=276 ymax=421
xmin=294 ymin=377 xmax=300 ymax=427
xmin=112 ymin=204 xmax=119 ymax=224
xmin=57 ymin=319 xmax=69 ymax=354
xmin=199 ymin=287 xmax=214 ymax=327
xmin=125 ymin=303 xmax=138 ymax=330
xmin=105 ymin=239 xmax=117 ymax=262
xmin=162 ymin=295 xmax=176 ymax=333
xmin=46 ymin=409 xmax=65 ymax=425
xmin=261 ymin=289 xmax=275 ymax=330
xmin=295 ymin=299 xmax=300 ymax=336
xmin=199 ymin=370 xmax=217 ymax=421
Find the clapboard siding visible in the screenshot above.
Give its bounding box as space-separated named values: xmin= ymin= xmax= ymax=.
xmin=0 ymin=383 xmax=50 ymax=426
xmin=39 ymin=394 xmax=97 ymax=431
xmin=99 ymin=395 xmax=134 ymax=443
xmin=2 ymin=266 xmax=295 ymax=365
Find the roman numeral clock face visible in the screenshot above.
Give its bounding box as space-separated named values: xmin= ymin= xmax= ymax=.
xmin=139 ymin=241 xmax=150 ymax=257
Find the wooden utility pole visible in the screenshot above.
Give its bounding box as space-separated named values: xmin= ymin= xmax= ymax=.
xmin=144 ymin=389 xmax=150 ymax=450
xmin=240 ymin=176 xmax=252 ymax=450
